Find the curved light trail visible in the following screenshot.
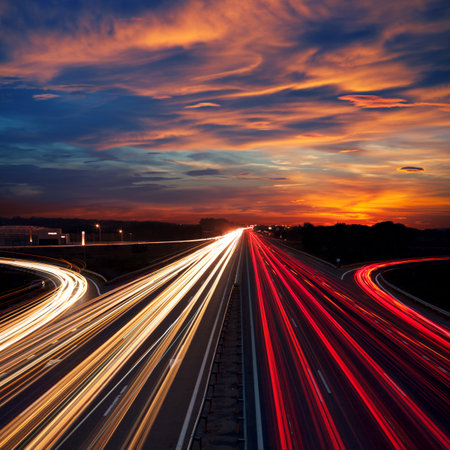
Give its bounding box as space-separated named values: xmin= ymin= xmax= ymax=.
xmin=0 ymin=257 xmax=88 ymax=353
xmin=355 ymin=257 xmax=450 ymax=347
xmin=0 ymin=228 xmax=243 ymax=449
xmin=247 ymin=231 xmax=449 ymax=449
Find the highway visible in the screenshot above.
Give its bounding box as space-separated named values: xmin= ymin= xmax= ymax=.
xmin=242 ymin=231 xmax=449 ymax=449
xmin=1 ymin=229 xmax=448 ymax=449
xmin=0 ymin=228 xmax=243 ymax=449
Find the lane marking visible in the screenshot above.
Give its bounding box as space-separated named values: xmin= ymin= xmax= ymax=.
xmin=44 ymin=359 xmax=61 ymax=368
xmin=176 ymin=245 xmax=240 ymax=450
xmin=290 ymin=317 xmax=298 ymax=328
xmin=308 ymin=368 xmax=324 ymax=404
xmin=104 ymin=396 xmax=120 ymax=417
xmin=341 ymin=268 xmax=357 ymax=280
xmin=246 ymin=247 xmax=265 ymax=450
xmin=88 ymin=277 xmax=101 ymax=296
xmin=238 ymin=243 xmax=248 ymax=449
xmin=317 ymin=370 xmax=332 ymax=394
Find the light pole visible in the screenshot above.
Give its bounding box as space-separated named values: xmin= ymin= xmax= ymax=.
xmin=95 ymin=223 xmax=101 ymax=241
xmin=118 ymin=229 xmax=123 ymax=241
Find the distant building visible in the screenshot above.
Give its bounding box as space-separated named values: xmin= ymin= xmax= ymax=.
xmin=0 ymin=226 xmax=70 ymax=246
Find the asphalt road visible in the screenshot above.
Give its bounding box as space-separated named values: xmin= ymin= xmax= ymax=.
xmin=0 ymin=230 xmax=243 ymax=449
xmin=1 ymin=229 xmax=448 ymax=449
xmin=241 ymin=231 xmax=449 ymax=449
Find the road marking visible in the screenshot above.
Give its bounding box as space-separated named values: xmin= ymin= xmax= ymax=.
xmin=238 ymin=243 xmax=248 ymax=448
xmin=375 ymin=273 xmax=382 ymax=285
xmin=176 ymin=247 xmax=240 ymax=450
xmin=27 ymin=354 xmax=36 ymax=360
xmin=308 ymin=368 xmax=324 ymax=404
xmin=317 ymin=370 xmax=332 ymax=394
xmin=104 ymin=396 xmax=120 ymax=417
xmin=438 ymin=366 xmax=447 ymax=374
xmin=56 ymin=316 xmax=187 ymax=449
xmin=89 ymin=278 xmax=101 ymax=296
xmin=103 ymin=385 xmax=128 ymax=417
xmin=170 ymin=358 xmax=181 ymax=368
xmin=341 ymin=268 xmax=357 ymax=280
xmin=44 ymin=359 xmax=61 ymax=368
xmin=245 ymin=249 xmax=265 ymax=450
xmin=290 ymin=317 xmax=298 ymax=328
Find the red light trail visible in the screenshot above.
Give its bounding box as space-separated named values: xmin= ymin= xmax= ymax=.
xmin=247 ymin=231 xmax=449 ymax=449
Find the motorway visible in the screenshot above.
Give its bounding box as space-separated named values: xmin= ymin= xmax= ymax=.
xmin=0 ymin=229 xmax=448 ymax=449
xmin=242 ymin=231 xmax=449 ymax=449
xmin=0 ymin=229 xmax=243 ymax=449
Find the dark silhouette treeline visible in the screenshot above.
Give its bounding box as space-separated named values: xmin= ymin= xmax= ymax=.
xmin=0 ymin=217 xmax=236 ymax=242
xmin=255 ymin=221 xmax=450 ymax=265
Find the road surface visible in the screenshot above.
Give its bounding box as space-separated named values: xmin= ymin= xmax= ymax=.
xmin=242 ymin=231 xmax=449 ymax=449
xmin=0 ymin=229 xmax=243 ymax=449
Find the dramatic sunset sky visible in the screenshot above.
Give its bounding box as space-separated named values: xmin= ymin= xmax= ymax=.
xmin=1 ymin=0 xmax=449 ymax=227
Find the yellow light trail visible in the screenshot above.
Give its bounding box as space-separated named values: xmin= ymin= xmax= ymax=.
xmin=0 ymin=228 xmax=243 ymax=449
xmin=0 ymin=258 xmax=88 ymax=353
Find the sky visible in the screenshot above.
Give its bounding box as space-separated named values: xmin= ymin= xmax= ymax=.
xmin=0 ymin=0 xmax=449 ymax=228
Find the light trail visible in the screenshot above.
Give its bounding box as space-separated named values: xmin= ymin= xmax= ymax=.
xmin=355 ymin=258 xmax=450 ymax=349
xmin=0 ymin=236 xmax=222 ymax=249
xmin=0 ymin=228 xmax=243 ymax=449
xmin=247 ymin=231 xmax=449 ymax=449
xmin=0 ymin=243 xmax=217 ymax=404
xmin=0 ymin=257 xmax=88 ymax=353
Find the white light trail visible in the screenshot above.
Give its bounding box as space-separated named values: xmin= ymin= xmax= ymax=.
xmin=0 ymin=229 xmax=244 ymax=448
xmin=0 ymin=258 xmax=87 ymax=352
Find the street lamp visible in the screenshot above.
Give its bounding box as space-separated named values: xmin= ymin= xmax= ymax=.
xmin=95 ymin=223 xmax=101 ymax=241
xmin=118 ymin=229 xmax=123 ymax=241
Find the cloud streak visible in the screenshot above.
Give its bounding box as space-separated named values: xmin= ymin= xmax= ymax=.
xmin=0 ymin=0 xmax=449 ymax=227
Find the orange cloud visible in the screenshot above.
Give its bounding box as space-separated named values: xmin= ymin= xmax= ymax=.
xmin=1 ymin=0 xmax=449 ymax=227
xmin=32 ymin=93 xmax=60 ymax=100
xmin=339 ymin=95 xmax=409 ymax=108
xmin=339 ymin=94 xmax=450 ymax=111
xmin=185 ymin=102 xmax=221 ymax=109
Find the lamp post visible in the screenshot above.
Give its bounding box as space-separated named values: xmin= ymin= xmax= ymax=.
xmin=118 ymin=229 xmax=123 ymax=241
xmin=95 ymin=223 xmax=101 ymax=241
